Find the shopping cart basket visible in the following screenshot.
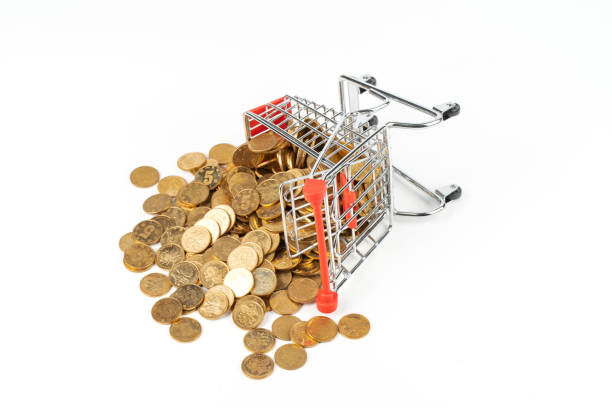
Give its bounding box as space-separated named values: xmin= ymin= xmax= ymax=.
xmin=243 ymin=74 xmax=461 ymax=312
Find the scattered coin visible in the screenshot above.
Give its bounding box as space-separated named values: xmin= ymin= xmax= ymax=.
xmin=275 ymin=270 xmax=292 ymax=291
xmin=157 ymin=175 xmax=187 ymax=196
xmin=151 ymin=214 xmax=175 ymax=231
xmin=181 ymin=225 xmax=211 ymax=253
xmin=169 ymin=317 xmax=202 ymax=342
xmin=198 ymin=291 xmax=229 ymax=320
xmin=198 ymin=260 xmax=229 ymax=289
xmin=271 ymin=315 xmax=301 ymax=341
xmin=132 ymin=219 xmax=163 ymax=245
xmin=241 ymin=353 xmax=274 ymax=380
xmin=119 ymin=232 xmax=136 ymax=251
xmin=177 ymin=182 xmax=210 ymax=207
xmin=224 ymin=267 xmax=254 ymax=297
xmin=251 ymin=267 xmax=277 ymax=296
xmin=211 ymin=235 xmax=241 ymax=261
xmin=338 ymin=314 xmax=370 ymax=339
xmin=186 ymin=206 xmax=210 ymax=227
xmin=142 ymin=193 xmax=173 ymax=214
xmin=209 ymin=143 xmax=236 ymax=165
xmin=130 ymin=166 xmax=159 ymax=188
xmin=232 ymin=299 xmax=264 ymax=330
xmin=207 ymin=284 xmax=235 ymax=308
xmin=231 ymin=188 xmax=260 ymax=216
xmin=256 ymin=178 xmax=281 ymax=206
xmin=274 ymin=344 xmax=307 ymax=370
xmin=170 ymin=284 xmax=204 ymax=311
xmin=163 ymin=207 xmax=187 ymax=227
xmin=243 ymin=230 xmax=272 ymax=254
xmin=289 ymin=321 xmax=318 ymax=348
xmin=124 ymin=243 xmax=156 ymax=272
xmin=194 ymin=218 xmax=220 ymax=242
xmin=177 ymin=152 xmax=207 ymax=172
xmin=151 ymin=297 xmax=183 ymax=324
xmin=269 ymin=290 xmax=301 ymax=315
xmin=140 ymin=273 xmax=172 ymax=297
xmin=204 ymin=208 xmax=231 ymax=234
xmin=160 ymin=226 xmax=185 ymax=246
xmin=194 ymin=165 xmax=223 ymax=189
xmin=243 ymin=328 xmax=276 ymax=353
xmin=169 ymin=261 xmax=199 ymax=287
xmin=227 ymin=245 xmax=259 ymax=271
xmin=236 ymin=294 xmax=266 ymax=312
xmin=306 ymin=316 xmax=338 ymax=342
xmin=155 ymin=243 xmax=185 ymax=270
xmin=287 ymin=277 xmax=318 ymax=303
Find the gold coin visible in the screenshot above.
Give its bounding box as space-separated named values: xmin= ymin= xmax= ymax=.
xmin=269 ymin=171 xmax=294 ymax=185
xmin=228 ymin=172 xmax=257 ymax=196
xmin=287 ymin=277 xmax=318 ymax=304
xmin=244 ymin=328 xmax=276 ymax=353
xmin=177 ymin=182 xmax=210 ymax=207
xmin=262 ymin=258 xmax=275 ymax=273
xmin=209 ymin=143 xmax=236 ymax=164
xmin=194 ymin=165 xmax=223 ymax=189
xmin=142 ymin=193 xmax=173 ymax=214
xmin=170 ymin=284 xmax=204 ymax=311
xmin=207 ymin=284 xmax=235 ymax=308
xmin=119 ymin=232 xmax=136 ymax=251
xmin=261 ymin=216 xmax=284 ymax=233
xmin=269 ymin=290 xmax=301 ymax=315
xmin=157 ymin=175 xmax=187 ymax=196
xmin=241 ymin=353 xmax=274 ymax=380
xmin=289 ymin=321 xmax=318 ymax=348
xmin=251 ymin=267 xmax=277 ymax=296
xmin=227 ymin=245 xmax=259 ymax=271
xmin=180 ymin=225 xmax=211 ymax=253
xmin=177 ymin=152 xmax=207 ymax=172
xmin=198 ymin=291 xmax=229 ymax=319
xmin=168 ymin=261 xmax=199 ymax=287
xmin=256 ymin=178 xmax=281 ymax=206
xmin=151 ymin=214 xmax=175 ymax=231
xmin=163 ymin=207 xmax=187 ymax=227
xmin=272 ymin=249 xmax=301 ymax=271
xmin=275 ymin=270 xmax=292 ymax=290
xmin=256 ymin=203 xmax=281 ymax=220
xmin=186 ymin=206 xmax=210 ymax=227
xmin=211 ymin=189 xmax=232 ymax=207
xmin=264 ymin=230 xmax=280 ymax=253
xmin=204 ymin=208 xmax=231 ymax=234
xmin=243 ymin=242 xmax=263 ymax=266
xmin=151 ymin=297 xmax=183 ymax=324
xmin=223 ymin=267 xmax=254 ymax=297
xmin=248 ymin=130 xmax=282 ymax=153
xmin=231 ymin=188 xmax=260 ymax=217
xmin=271 ymin=315 xmax=301 ymax=341
xmin=306 ymin=316 xmax=338 ymax=342
xmin=243 ymin=230 xmax=272 ymax=254
xmin=132 ymin=219 xmax=163 ymax=245
xmin=130 ymin=166 xmax=159 ymax=188
xmin=155 ymin=243 xmax=185 ymax=270
xmin=123 ymin=243 xmax=156 ymax=272
xmin=194 ymin=218 xmax=220 ymax=242
xmin=236 ymin=294 xmax=266 ymax=311
xmin=198 ymin=260 xmax=229 ymax=289
xmin=160 ymin=226 xmax=185 ymax=246
xmin=232 ymin=300 xmax=264 ymax=330
xmin=214 ymin=204 xmax=236 ymax=228
xmin=140 ymin=273 xmax=172 ymax=297
xmin=212 ymin=236 xmax=241 ymax=261
xmin=169 ymin=317 xmax=201 ymax=342
xmin=274 ymin=344 xmax=307 ymax=370
xmin=205 ymin=158 xmax=219 ymax=167
xmin=233 ymin=143 xmax=263 ymax=168
xmin=338 ymin=313 xmax=370 ymax=339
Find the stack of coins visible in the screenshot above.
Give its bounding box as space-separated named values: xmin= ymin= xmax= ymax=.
xmin=121 ymin=132 xmax=371 ymax=379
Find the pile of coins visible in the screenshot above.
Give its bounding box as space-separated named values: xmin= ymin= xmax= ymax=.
xmin=121 ymin=134 xmax=370 ymax=379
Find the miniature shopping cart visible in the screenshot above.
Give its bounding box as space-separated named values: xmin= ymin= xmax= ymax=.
xmin=244 ymin=74 xmax=461 ymax=313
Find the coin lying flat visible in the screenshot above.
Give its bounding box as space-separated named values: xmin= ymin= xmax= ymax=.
xmin=151 ymin=214 xmax=175 ymax=231
xmin=194 ymin=165 xmax=223 ymax=190
xmin=227 ymin=245 xmax=259 ymax=271
xmin=163 ymin=207 xmax=187 ymax=227
xmin=274 ymin=344 xmax=307 ymax=370
xmin=170 ymin=284 xmax=204 ymax=311
xmin=155 ymin=244 xmax=185 ymax=270
xmin=256 ymin=178 xmax=281 ymax=206
xmin=306 ymin=316 xmax=338 ymax=342
xmin=236 ymin=295 xmax=266 ymax=313
xmin=241 ymin=353 xmax=274 ymax=380
xmin=160 ymin=226 xmax=185 ymax=246
xmin=177 ymin=152 xmax=207 ymax=172
xmin=271 ymin=315 xmax=301 ymax=341
xmin=243 ymin=328 xmax=276 ymax=353
xmin=198 ymin=260 xmax=229 ymax=289
xmin=130 ymin=166 xmax=159 ymax=188
xmin=186 ymin=207 xmax=210 ymax=227
xmin=194 ymin=218 xmax=220 ymax=243
xmin=151 ymin=297 xmax=183 ymax=324
xmin=143 ymin=193 xmax=173 ymax=214
xmin=177 ymin=182 xmax=210 ymax=207
xmin=140 ymin=273 xmax=172 ymax=297
xmin=232 ymin=300 xmax=264 ymax=330
xmin=338 ymin=314 xmax=370 ymax=339
xmin=132 ymin=220 xmax=163 ymax=245
xmin=198 ymin=291 xmax=229 ymax=320
xmin=243 ymin=230 xmax=272 ymax=254
xmin=157 ymin=175 xmax=187 ymax=196
xmin=124 ymin=243 xmax=156 ymax=272
xmin=269 ymin=290 xmax=301 ymax=315
xmin=289 ymin=321 xmax=318 ymax=348
xmin=248 ymin=130 xmax=282 ymax=153
xmin=169 ymin=317 xmax=201 ymax=342
xmin=231 ymin=188 xmax=260 ymax=217
xmin=207 ymin=284 xmax=234 ymax=308
xmin=204 ymin=208 xmax=231 ymax=234
xmin=287 ymin=277 xmax=318 ymax=304
xmin=169 ymin=261 xmax=199 ymax=287
xmin=251 ymin=267 xmax=277 ymax=296
xmin=211 ymin=189 xmax=232 ymax=207
xmin=181 ymin=225 xmax=211 ymax=254
xmin=209 ymin=143 xmax=236 ymax=165
xmin=119 ymin=232 xmax=136 ymax=251
xmin=224 ymin=267 xmax=254 ymax=298
xmin=212 ymin=236 xmax=241 ymax=261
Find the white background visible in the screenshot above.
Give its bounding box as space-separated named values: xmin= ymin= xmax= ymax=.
xmin=1 ymin=1 xmax=611 ymax=407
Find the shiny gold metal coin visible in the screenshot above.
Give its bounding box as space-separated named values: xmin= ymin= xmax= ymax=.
xmin=261 ymin=216 xmax=284 ymax=233
xmin=235 ymin=294 xmax=266 ymax=312
xmin=211 ymin=236 xmax=241 ymax=261
xmin=287 ymin=277 xmax=318 ymax=304
xmin=180 ymin=225 xmax=211 ymax=253
xmin=170 ymin=284 xmax=204 ymax=311
xmin=306 ymin=316 xmax=338 ymax=342
xmin=177 ymin=182 xmax=210 ymax=207
xmin=272 ymin=249 xmax=301 ymax=271
xmin=232 ymin=300 xmax=264 ymax=330
xmin=223 ymin=267 xmax=254 ymax=297
xmin=140 ymin=273 xmax=172 ymax=297
xmin=204 ymin=208 xmax=231 ymax=234
xmin=227 ymin=245 xmax=259 ymax=271
xmin=241 ymin=353 xmax=274 ymax=380
xmin=289 ymin=321 xmax=318 ymax=348
xmin=211 ymin=189 xmax=232 ymax=207
xmin=194 ymin=165 xmax=223 ymax=189
xmin=244 ymin=328 xmax=276 ymax=353
xmin=186 ymin=206 xmax=210 ymax=227
xmin=265 ymin=230 xmax=281 ymax=254
xmin=132 ymin=219 xmax=163 ymax=245
xmin=155 ymin=243 xmax=185 ymax=270
xmin=119 ymin=232 xmax=136 ymax=251
xmin=271 ymin=315 xmax=301 ymax=341
xmin=275 ymin=270 xmax=292 ymax=291
xmin=256 ymin=178 xmax=281 ymax=206
xmin=243 ymin=242 xmax=263 ymax=266
xmin=177 ymin=152 xmax=207 ymax=172
xmin=194 ymin=218 xmax=220 ymax=243
xmin=274 ymin=344 xmax=307 ymax=370
xmin=247 ymin=130 xmax=282 ymax=153
xmin=151 ymin=297 xmax=183 ymax=324
xmin=130 ymin=166 xmax=159 ymax=188
xmin=214 ymin=205 xmax=236 ymax=228
xmin=198 ymin=260 xmax=229 ymax=289
xmin=209 ymin=143 xmax=236 ymax=165
xmin=163 ymin=207 xmax=187 ymax=227
xmin=198 ymin=291 xmax=229 ymax=320
xmin=168 ymin=261 xmax=199 ymax=287
xmin=256 ymin=203 xmax=282 ymax=220
xmin=338 ymin=313 xmax=370 ymax=339
xmin=231 ymin=188 xmax=260 ymax=217
xmin=157 ymin=175 xmax=187 ymax=196
xmin=207 ymin=284 xmax=235 ymax=308
xmin=251 ymin=267 xmax=277 ymax=297
xmin=233 ymin=143 xmax=263 ymax=168
xmin=151 ymin=214 xmax=175 ymax=231
xmin=123 ymin=243 xmax=156 ymax=272
xmin=142 ymin=193 xmax=173 ymax=214
xmin=169 ymin=317 xmax=201 ymax=342
xmin=160 ymin=226 xmax=185 ymax=246
xmin=243 ymin=230 xmax=272 ymax=254
xmin=269 ymin=290 xmax=301 ymax=315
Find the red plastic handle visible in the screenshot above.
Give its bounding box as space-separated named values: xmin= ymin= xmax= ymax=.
xmin=339 ymin=172 xmax=357 ymax=230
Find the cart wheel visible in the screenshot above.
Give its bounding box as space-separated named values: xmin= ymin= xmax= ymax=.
xmin=367 ymin=115 xmax=378 ymax=128
xmin=443 ymin=103 xmax=460 ymax=120
xmin=359 ymin=75 xmax=377 ymax=94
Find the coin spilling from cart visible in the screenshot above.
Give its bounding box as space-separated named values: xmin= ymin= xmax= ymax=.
xmin=120 ymin=75 xmax=461 ymax=379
